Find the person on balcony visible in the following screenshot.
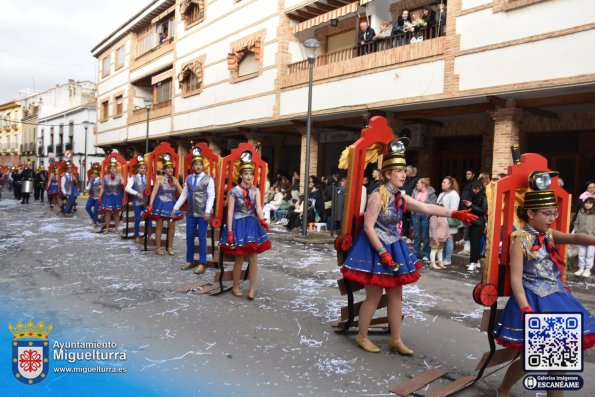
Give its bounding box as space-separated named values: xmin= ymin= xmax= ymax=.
xmin=391 ymin=9 xmax=411 ymax=36
xmin=435 ymin=2 xmax=447 ymax=35
xmin=357 ymin=21 xmax=376 ymax=56
xmin=373 ymin=21 xmax=393 ymax=49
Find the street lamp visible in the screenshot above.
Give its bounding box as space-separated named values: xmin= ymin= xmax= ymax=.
xmin=302 ymin=38 xmax=320 ymax=237
xmin=143 ymin=98 xmax=152 ymax=154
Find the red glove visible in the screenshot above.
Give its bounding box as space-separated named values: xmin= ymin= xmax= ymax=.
xmin=520 ymin=305 xmax=534 ymax=321
xmin=227 ymin=231 xmax=235 ymax=245
xmin=146 ymin=204 xmax=153 ymax=213
xmin=259 ymin=218 xmax=270 ymax=231
xmin=452 ymin=209 xmax=479 ymax=225
xmin=98 ymin=197 xmax=102 ymax=205
xmin=379 ymin=251 xmax=395 ymax=267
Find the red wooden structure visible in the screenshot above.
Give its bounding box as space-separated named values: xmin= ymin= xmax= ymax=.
xmin=333 ymin=116 xmax=395 ymax=332
xmin=182 ymin=142 xmax=221 ymax=219
xmin=86 ymin=162 xmax=101 ymax=185
xmin=145 ymin=142 xmax=180 ymax=194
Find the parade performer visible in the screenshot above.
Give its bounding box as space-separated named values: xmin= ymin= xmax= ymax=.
xmin=12 ymin=165 xmax=22 ymax=201
xmin=60 ymin=161 xmax=79 ymax=216
xmin=34 ymin=165 xmax=47 ymax=202
xmin=125 ymin=155 xmax=152 ymax=243
xmin=46 ymin=164 xmax=60 ymax=209
xmin=494 ymin=188 xmax=595 ymax=397
xmin=99 ymin=157 xmax=124 ymax=235
xmin=219 ymin=151 xmax=271 ymax=300
xmin=146 ymin=153 xmax=183 ymax=255
xmin=173 ymin=148 xmax=215 ymax=274
xmin=85 ymin=163 xmax=102 ymax=227
xmin=340 ymin=140 xmax=477 ymax=354
xmin=20 ymin=162 xmax=34 ymax=204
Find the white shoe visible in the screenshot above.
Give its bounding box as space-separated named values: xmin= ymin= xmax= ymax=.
xmin=422 ymin=257 xmax=430 ymax=263
xmin=476 ymin=261 xmax=481 ymax=268
xmin=467 ymin=262 xmax=477 ymax=271
xmin=582 ymin=269 xmax=592 ymax=278
xmin=458 ymin=249 xmax=470 ymax=256
xmin=574 ymin=268 xmax=585 ymax=276
xmin=442 ymin=260 xmax=451 ymax=266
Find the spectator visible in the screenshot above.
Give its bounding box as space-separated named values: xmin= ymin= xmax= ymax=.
xmin=391 ymin=9 xmax=412 ymax=35
xmin=263 ymin=185 xmax=284 ymax=222
xmin=357 ymin=21 xmax=376 ymax=56
xmin=291 ymin=171 xmax=300 ymax=200
xmin=373 ymin=21 xmax=393 ymax=42
xmin=310 ymin=184 xmax=325 ymax=222
xmin=580 ymin=181 xmax=595 ymax=202
xmin=410 ymin=10 xmax=427 ymax=32
xmin=458 ymin=169 xmax=476 ymax=254
xmin=435 ymin=2 xmax=446 ymax=35
xmin=285 ymin=196 xmax=304 ymax=231
xmin=411 ymin=178 xmax=437 ymax=262
xmin=423 ymin=7 xmax=436 ymax=28
xmin=367 ymin=168 xmax=380 ymax=194
xmin=436 ymin=176 xmax=460 ymax=266
xmin=573 ymin=197 xmax=594 ymax=278
xmin=401 ymin=165 xmax=419 ymax=241
xmin=463 ymin=180 xmax=487 ymax=271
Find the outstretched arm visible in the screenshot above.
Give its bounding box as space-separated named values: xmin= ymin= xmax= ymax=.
xmin=552 ymin=229 xmax=595 ymax=246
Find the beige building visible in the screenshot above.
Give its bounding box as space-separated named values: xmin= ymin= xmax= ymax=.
xmin=92 ymin=0 xmax=595 ymax=199
xmin=0 ymin=100 xmax=22 ymax=167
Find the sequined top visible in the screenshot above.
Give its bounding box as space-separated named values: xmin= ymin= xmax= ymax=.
xmin=103 ymin=175 xmax=123 ymax=196
xmin=512 ymin=225 xmax=565 ymax=297
xmin=89 ymin=177 xmax=101 ymax=199
xmin=132 ymin=174 xmax=147 ymax=206
xmin=373 ymin=184 xmax=403 ymax=245
xmin=231 ymin=185 xmax=256 ymax=219
xmin=158 ymin=177 xmax=177 ymax=203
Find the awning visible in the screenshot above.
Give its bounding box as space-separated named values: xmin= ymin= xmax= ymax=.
xmin=359 ymin=0 xmax=373 ymax=5
xmin=292 ymin=2 xmax=360 ymax=34
xmin=151 ymin=69 xmax=173 ymax=85
xmin=151 ymin=4 xmax=175 ymax=24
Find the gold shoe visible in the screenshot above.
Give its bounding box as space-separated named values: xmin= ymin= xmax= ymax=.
xmin=231 ymin=288 xmax=243 ymax=297
xmin=114 ymin=230 xmax=120 ymax=236
xmin=430 ymin=262 xmax=441 ymax=270
xmin=247 ymin=289 xmax=256 ymax=300
xmin=181 ymin=262 xmax=197 ymax=271
xmin=134 ymin=236 xmax=141 ymax=244
xmin=194 ymin=264 xmax=206 ymax=274
xmin=156 ymin=248 xmax=165 ymax=256
xmin=102 ymin=228 xmax=109 ymax=234
xmin=437 ymin=262 xmax=446 ymax=269
xmin=388 ymin=339 xmax=414 ymax=356
xmin=167 ymin=249 xmax=175 ymax=256
xmin=356 ymin=337 xmax=380 ymax=353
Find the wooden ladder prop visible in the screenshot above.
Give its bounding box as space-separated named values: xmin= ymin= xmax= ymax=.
xmin=332 ymin=116 xmax=394 ymax=333
xmin=389 ymin=150 xmax=570 ymax=396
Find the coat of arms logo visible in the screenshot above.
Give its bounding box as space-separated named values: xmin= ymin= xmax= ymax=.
xmin=8 ymin=320 xmax=52 ymax=384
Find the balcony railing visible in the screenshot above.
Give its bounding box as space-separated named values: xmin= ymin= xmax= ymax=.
xmin=288 ymin=26 xmax=443 ymax=74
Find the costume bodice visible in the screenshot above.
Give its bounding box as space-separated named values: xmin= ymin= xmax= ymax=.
xmin=103 ymin=174 xmax=123 ymax=196
xmin=158 ymin=177 xmax=177 ymax=202
xmin=231 ymin=185 xmax=256 ymax=219
xmin=512 ymin=225 xmax=565 ymax=297
xmin=132 ymin=174 xmax=147 ymax=206
xmin=373 ymin=184 xmax=404 ymax=245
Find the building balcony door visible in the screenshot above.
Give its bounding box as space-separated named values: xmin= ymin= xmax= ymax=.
xmin=432 ymin=136 xmax=483 ymax=190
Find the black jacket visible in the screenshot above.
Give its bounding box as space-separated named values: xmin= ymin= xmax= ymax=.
xmin=468 ymin=189 xmax=487 ymax=226
xmin=403 ymin=176 xmax=419 ymax=196
xmin=358 ymin=27 xmax=376 ymax=45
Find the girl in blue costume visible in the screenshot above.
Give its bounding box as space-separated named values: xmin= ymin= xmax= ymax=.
xmin=219 ymin=151 xmax=271 ymax=300
xmin=341 ymin=140 xmax=477 ymax=355
xmin=99 ymin=157 xmax=125 ymax=235
xmin=494 ymin=187 xmax=595 ymax=397
xmin=46 ymin=164 xmax=60 ymax=210
xmin=146 ymin=153 xmax=183 ymax=256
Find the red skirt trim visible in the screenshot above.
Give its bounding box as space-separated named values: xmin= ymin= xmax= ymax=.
xmin=101 ymin=208 xmax=122 ymax=214
xmin=340 ymin=267 xmax=420 ymax=288
xmin=496 ymin=333 xmax=595 ymax=351
xmin=220 ymin=240 xmax=272 ymax=256
xmin=143 ymin=213 xmax=183 ymax=221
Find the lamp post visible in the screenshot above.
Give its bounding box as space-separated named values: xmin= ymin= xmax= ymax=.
xmin=82 ymin=121 xmax=90 ymax=189
xmin=301 ymin=38 xmax=320 ymax=237
xmin=144 ymin=98 xmax=152 ymax=154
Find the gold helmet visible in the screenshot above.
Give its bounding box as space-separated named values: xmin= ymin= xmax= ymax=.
xmin=239 ymin=150 xmax=254 ymax=174
xmin=191 ymin=147 xmax=203 ymax=165
xmin=382 ymin=139 xmax=408 ymax=172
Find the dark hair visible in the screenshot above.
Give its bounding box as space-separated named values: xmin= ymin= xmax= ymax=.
xmin=517 ymin=206 xmax=529 ymax=223
xmin=583 ymin=197 xmax=595 ymax=214
xmin=470 ymin=179 xmax=483 ymax=190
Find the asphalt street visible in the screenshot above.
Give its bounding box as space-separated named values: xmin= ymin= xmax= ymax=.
xmin=0 ymin=198 xmax=592 ymax=397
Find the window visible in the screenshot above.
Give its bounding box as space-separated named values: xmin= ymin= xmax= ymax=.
xmin=178 ymin=59 xmax=204 ymax=97
xmin=238 ymin=51 xmax=259 ymax=77
xmin=154 ymin=79 xmax=172 ymax=104
xmin=116 ymin=46 xmax=125 ymax=69
xmin=114 ymin=95 xmax=123 ymax=117
xmin=101 ymin=100 xmax=109 ymax=121
xmin=102 ymin=56 xmax=111 ymax=77
xmin=181 ymin=0 xmax=205 ymax=28
xmin=136 ymin=13 xmax=174 ymax=57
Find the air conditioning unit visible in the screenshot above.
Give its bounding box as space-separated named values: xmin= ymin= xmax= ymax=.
xmin=399 ymin=124 xmax=427 ymax=149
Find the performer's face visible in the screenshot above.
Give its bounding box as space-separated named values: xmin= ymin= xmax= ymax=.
xmin=241 ymin=171 xmax=254 ymax=185
xmin=193 ymin=161 xmax=203 ymax=174
xmin=527 ymin=207 xmax=558 ymax=232
xmin=138 ymin=165 xmax=146 ymax=175
xmin=165 ymin=166 xmax=174 ymax=176
xmin=386 ymin=169 xmax=406 ymax=189
xmin=109 ymin=166 xmax=117 ymax=175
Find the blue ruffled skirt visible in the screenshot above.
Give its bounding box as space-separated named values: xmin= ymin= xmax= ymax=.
xmin=100 ymin=193 xmax=123 ymax=212
xmin=341 ymin=229 xmax=421 ymax=288
xmin=47 ymin=182 xmax=59 ymax=195
xmin=145 ymin=195 xmax=183 ymax=220
xmin=219 ymin=216 xmax=271 ymax=256
xmin=494 ymin=287 xmax=595 ymax=351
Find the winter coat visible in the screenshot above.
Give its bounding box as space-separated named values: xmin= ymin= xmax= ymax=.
xmin=437 ymin=190 xmax=460 ymax=234
xmin=574 ymin=210 xmax=595 ymax=235
xmin=429 ymin=215 xmax=449 ymax=243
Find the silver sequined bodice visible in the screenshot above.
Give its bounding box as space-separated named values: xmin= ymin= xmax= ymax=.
xmin=158 ymin=178 xmax=177 ymax=202
xmin=519 ymin=226 xmax=564 ymax=297
xmin=373 ymin=185 xmax=403 ymax=245
xmin=103 ymin=175 xmax=123 ymax=196
xmin=231 ymin=185 xmax=256 ymax=219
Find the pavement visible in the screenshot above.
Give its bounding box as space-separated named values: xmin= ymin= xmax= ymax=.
xmin=0 ymin=197 xmax=593 ymax=397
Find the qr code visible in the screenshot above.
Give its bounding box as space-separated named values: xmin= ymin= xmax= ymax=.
xmin=524 ymin=313 xmax=582 ymax=371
